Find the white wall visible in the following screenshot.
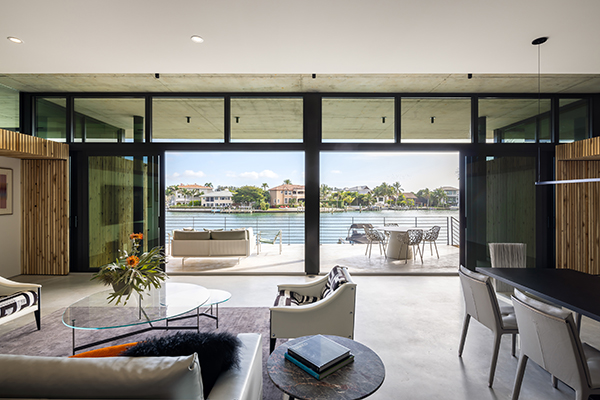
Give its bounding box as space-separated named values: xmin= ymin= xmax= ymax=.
xmin=0 ymin=156 xmax=20 ymax=278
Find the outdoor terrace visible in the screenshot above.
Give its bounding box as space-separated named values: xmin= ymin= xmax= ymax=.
xmin=165 ymin=242 xmax=460 ymax=275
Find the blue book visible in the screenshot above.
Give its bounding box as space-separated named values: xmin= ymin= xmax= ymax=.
xmin=285 ymin=351 xmax=354 ymax=380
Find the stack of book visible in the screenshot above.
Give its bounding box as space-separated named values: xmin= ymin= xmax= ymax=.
xmin=284 ymin=335 xmax=355 ymax=380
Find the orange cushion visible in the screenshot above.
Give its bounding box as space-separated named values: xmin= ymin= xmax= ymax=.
xmin=69 ymin=342 xmax=138 ymax=358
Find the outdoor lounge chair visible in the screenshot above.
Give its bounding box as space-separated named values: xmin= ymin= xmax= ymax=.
xmin=257 ymin=230 xmax=282 ymax=254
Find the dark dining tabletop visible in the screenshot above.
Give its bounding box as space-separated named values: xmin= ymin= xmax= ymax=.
xmin=476 ymin=267 xmax=600 ymax=322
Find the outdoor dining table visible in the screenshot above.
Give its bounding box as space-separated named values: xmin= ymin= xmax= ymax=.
xmin=373 ymin=226 xmax=423 ymax=260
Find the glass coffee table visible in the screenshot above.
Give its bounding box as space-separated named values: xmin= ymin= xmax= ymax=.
xmin=200 ymin=289 xmax=232 ymax=328
xmin=63 ymin=282 xmax=210 ymax=355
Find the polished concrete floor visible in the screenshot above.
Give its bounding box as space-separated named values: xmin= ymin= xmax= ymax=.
xmin=2 ymin=272 xmax=598 ymax=400
xmin=166 ymin=242 xmax=460 ymax=275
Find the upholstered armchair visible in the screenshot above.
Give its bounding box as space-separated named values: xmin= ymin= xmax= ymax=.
xmin=0 ymin=276 xmax=41 ymax=330
xmin=269 ymin=266 xmax=356 ymax=353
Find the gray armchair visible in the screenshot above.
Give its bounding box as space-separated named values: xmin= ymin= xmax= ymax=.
xmin=0 ymin=276 xmax=41 ymax=330
xmin=269 ymin=266 xmax=356 ymax=353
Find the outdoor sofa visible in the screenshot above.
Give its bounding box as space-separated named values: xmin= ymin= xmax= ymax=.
xmin=170 ymin=227 xmax=256 ymax=265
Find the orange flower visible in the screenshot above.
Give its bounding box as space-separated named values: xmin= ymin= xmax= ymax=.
xmin=130 ymin=233 xmax=143 ymax=240
xmin=126 ymin=255 xmax=139 ymax=267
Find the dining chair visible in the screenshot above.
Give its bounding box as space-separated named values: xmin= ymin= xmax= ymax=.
xmin=421 ymin=226 xmax=440 ymax=258
xmin=364 ymin=226 xmax=387 ymax=258
xmin=458 ymin=265 xmax=518 ymax=388
xmin=400 ymin=229 xmax=423 ymax=264
xmin=511 ymin=289 xmax=600 ymax=400
xmin=489 ymin=243 xmax=526 ymax=293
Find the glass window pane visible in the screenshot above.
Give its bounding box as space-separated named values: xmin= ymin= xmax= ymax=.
xmin=401 ymin=98 xmax=470 ymax=143
xmin=36 ymin=98 xmax=67 ymax=142
xmin=465 ymin=155 xmax=536 ymax=269
xmin=559 ymin=99 xmax=589 ymax=143
xmin=153 ymin=98 xmax=224 ymax=142
xmin=74 ymin=98 xmax=145 ymax=143
xmin=0 ymin=85 xmax=19 ymax=131
xmin=478 ymin=99 xmax=550 ymax=143
xmin=322 ymin=98 xmax=394 ymax=143
xmin=88 ymin=155 xmax=160 ymax=269
xmin=231 ymin=97 xmax=302 ymax=142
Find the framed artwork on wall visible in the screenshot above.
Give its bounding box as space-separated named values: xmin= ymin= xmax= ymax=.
xmin=0 ymin=168 xmax=13 ymax=215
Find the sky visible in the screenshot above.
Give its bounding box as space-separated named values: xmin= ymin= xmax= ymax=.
xmin=166 ymin=151 xmax=459 ymax=193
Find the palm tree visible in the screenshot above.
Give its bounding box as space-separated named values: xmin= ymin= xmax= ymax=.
xmin=392 ymin=181 xmax=403 ymax=205
xmin=261 ymin=183 xmax=269 ymax=191
xmin=342 ymin=191 xmax=356 ymax=211
xmin=320 ymin=184 xmax=332 ymax=207
xmin=283 ymin=179 xmax=292 ymax=185
xmin=204 ymin=182 xmax=213 ymax=188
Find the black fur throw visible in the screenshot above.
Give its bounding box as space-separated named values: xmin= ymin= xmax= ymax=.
xmin=121 ymin=331 xmax=241 ymax=398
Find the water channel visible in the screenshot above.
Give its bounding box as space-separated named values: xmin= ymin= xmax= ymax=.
xmin=166 ymin=209 xmax=460 ymax=245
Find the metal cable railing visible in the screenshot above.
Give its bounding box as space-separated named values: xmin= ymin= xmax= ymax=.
xmin=165 ymin=212 xmax=458 ymax=245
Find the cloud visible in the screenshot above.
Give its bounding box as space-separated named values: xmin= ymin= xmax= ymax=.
xmin=172 ymin=172 xmax=180 ymax=178
xmin=240 ymin=172 xmax=259 ymax=180
xmin=331 ymin=170 xmax=342 ymax=174
xmin=259 ymin=169 xmax=278 ymax=178
xmin=239 ymin=170 xmax=279 ymax=180
xmin=183 ymin=170 xmax=206 ymax=178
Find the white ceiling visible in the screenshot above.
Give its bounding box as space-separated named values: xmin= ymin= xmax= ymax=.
xmin=1 ymin=0 xmax=600 ymax=75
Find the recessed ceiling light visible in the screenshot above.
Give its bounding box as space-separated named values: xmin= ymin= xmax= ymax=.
xmin=7 ymin=36 xmax=23 ymax=44
xmin=190 ymin=35 xmax=204 ymax=43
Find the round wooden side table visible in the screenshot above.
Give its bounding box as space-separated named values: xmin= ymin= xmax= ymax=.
xmin=267 ymin=335 xmax=385 ymax=400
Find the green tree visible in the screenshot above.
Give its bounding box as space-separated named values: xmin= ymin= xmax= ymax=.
xmin=261 ymin=183 xmax=269 ymax=190
xmin=204 ymin=182 xmax=213 ymax=188
xmin=283 ymin=179 xmax=292 ymax=185
xmin=431 ymin=188 xmax=448 ymax=207
xmin=232 ymin=186 xmax=265 ymax=208
xmin=392 ymin=181 xmax=403 ymax=205
xmin=417 ymin=188 xmax=431 ymax=207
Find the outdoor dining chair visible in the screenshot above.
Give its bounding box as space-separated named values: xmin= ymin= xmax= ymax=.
xmin=364 ymin=226 xmax=387 ymax=258
xmin=400 ymin=229 xmax=423 ymax=264
xmin=422 ymin=226 xmax=440 ymax=258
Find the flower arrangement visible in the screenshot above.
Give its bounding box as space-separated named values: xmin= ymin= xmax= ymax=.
xmin=91 ymin=233 xmax=168 ymax=305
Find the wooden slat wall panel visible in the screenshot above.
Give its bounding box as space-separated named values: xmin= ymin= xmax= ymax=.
xmin=556 ymin=137 xmax=600 ymax=274
xmin=0 ymin=129 xmax=68 ymax=160
xmin=21 ymin=159 xmax=69 ymax=275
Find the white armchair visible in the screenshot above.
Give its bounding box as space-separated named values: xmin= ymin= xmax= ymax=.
xmin=0 ymin=276 xmax=41 ymax=330
xmin=269 ymin=266 xmax=356 ymax=353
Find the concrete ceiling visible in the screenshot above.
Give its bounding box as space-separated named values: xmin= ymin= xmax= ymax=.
xmin=2 ymin=0 xmax=600 ymax=76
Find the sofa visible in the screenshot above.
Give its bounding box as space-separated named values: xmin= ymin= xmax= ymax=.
xmin=0 ymin=332 xmax=262 ymax=400
xmin=171 ymin=228 xmax=256 ymax=266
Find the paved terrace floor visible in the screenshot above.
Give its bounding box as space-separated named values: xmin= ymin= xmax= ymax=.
xmin=166 ymin=243 xmax=460 ymax=275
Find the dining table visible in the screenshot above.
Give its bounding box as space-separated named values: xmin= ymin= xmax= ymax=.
xmin=373 ymin=226 xmax=422 ymax=260
xmin=476 ymin=267 xmax=600 ymax=326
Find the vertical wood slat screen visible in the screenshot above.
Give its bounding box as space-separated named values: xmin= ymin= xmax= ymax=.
xmin=1 ymin=129 xmax=69 ymax=275
xmin=21 ymin=159 xmax=69 ymax=275
xmin=556 ymin=136 xmax=600 ymax=274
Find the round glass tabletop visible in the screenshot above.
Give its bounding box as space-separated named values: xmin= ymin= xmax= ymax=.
xmin=62 ymin=282 xmax=210 ymax=330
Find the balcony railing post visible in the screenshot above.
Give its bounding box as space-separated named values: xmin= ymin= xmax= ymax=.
xmin=447 ymin=217 xmax=450 ymax=245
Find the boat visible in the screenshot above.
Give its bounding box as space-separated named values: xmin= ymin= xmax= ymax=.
xmin=345 ymin=223 xmax=372 ymax=244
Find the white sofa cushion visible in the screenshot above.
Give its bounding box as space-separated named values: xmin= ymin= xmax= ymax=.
xmin=0 ymin=353 xmax=203 ymax=399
